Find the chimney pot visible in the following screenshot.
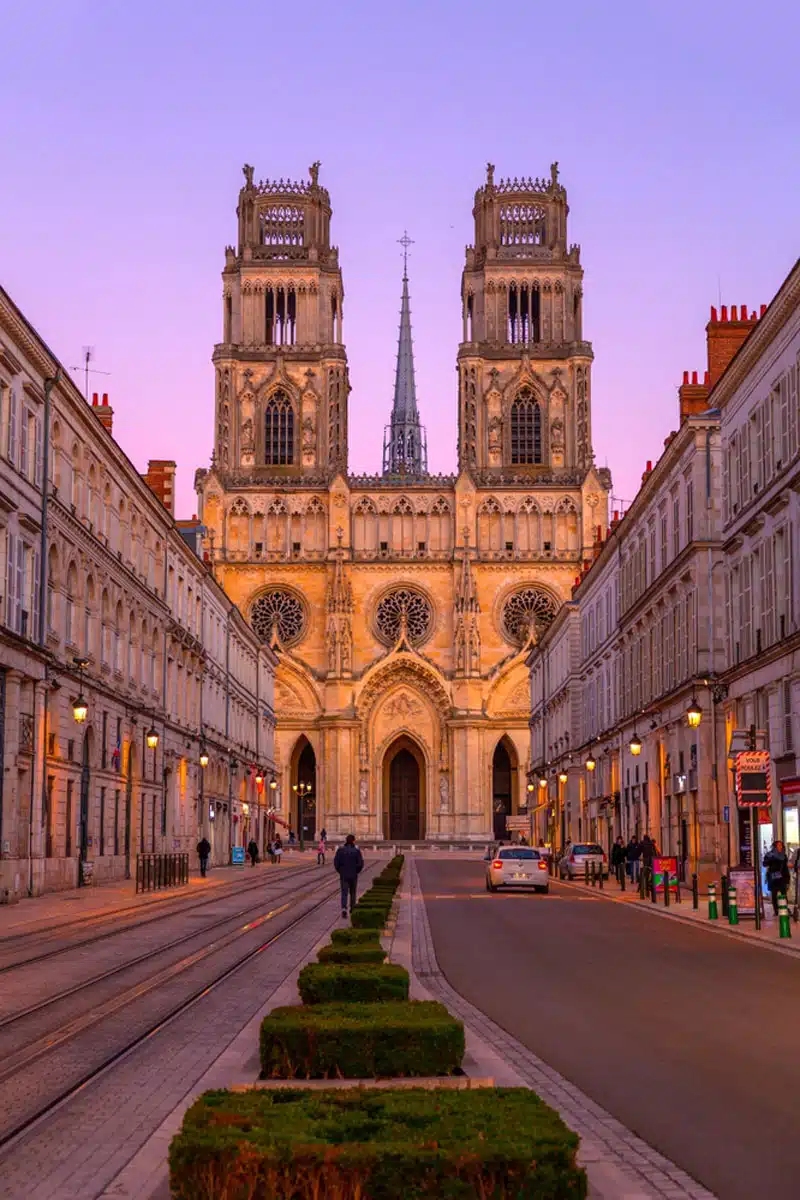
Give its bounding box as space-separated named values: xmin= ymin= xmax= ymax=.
xmin=682 ymin=370 xmax=689 ymax=385
xmin=92 ymin=391 xmax=98 ymax=406
xmin=102 ymin=392 xmax=109 ymax=406
xmin=710 ymin=305 xmax=718 ymax=321
xmin=704 ymin=370 xmax=710 ymax=384
xmin=760 ymin=303 xmax=767 ymax=316
xmin=646 ymin=460 xmax=652 ymax=471
xmin=721 ymin=305 xmax=728 ymax=321
xmin=731 ymin=305 xmax=738 ymax=321
xmin=691 ymin=371 xmax=698 ymax=385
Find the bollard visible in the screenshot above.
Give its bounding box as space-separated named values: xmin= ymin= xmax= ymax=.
xmin=639 ymin=868 xmax=646 ymax=900
xmin=598 ymin=862 xmax=604 ymax=890
xmin=708 ymin=881 xmax=718 ymax=920
xmin=721 ymin=875 xmax=729 ymax=918
xmin=591 ymin=862 xmax=597 ymax=888
xmin=663 ymin=869 xmax=670 ymax=907
xmin=620 ymin=864 xmax=626 ymax=892
xmin=692 ymin=874 xmax=698 ymax=910
xmin=585 ymin=860 xmax=590 ymax=887
xmin=778 ymin=894 xmax=792 ymax=938
xmin=728 ymin=882 xmax=739 ymax=925
xmin=650 ymin=868 xmax=657 ymax=904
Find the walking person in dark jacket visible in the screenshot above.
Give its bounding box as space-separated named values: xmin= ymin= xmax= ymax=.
xmin=333 ymin=834 xmax=364 ymax=918
xmin=197 ymin=837 xmax=211 ymax=878
xmin=625 ymin=837 xmax=641 ymax=882
xmin=247 ymin=839 xmax=258 ymax=867
xmin=611 ymin=836 xmax=626 ymax=885
xmin=640 ymin=834 xmax=656 ymax=870
xmin=763 ymin=840 xmax=791 ymax=916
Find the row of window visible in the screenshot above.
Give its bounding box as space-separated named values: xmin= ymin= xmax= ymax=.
xmin=1 ymin=382 xmax=44 ymax=487
xmin=619 ymin=476 xmax=695 ymax=617
xmin=726 ymin=525 xmax=794 ymax=664
xmin=723 ymin=357 xmax=799 ymax=522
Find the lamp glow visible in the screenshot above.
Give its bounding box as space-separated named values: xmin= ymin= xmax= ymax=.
xmin=686 ymin=698 xmax=702 ymax=728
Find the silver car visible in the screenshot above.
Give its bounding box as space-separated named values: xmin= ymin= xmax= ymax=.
xmin=558 ymin=842 xmax=608 ymax=880
xmin=484 ymin=846 xmax=550 ymax=894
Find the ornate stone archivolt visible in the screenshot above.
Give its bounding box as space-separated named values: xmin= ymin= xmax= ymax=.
xmin=356 ymin=658 xmax=451 ymax=723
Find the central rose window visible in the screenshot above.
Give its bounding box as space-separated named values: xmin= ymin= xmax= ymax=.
xmin=250 ymin=589 xmax=307 ymax=647
xmin=375 ymin=586 xmax=433 ymax=647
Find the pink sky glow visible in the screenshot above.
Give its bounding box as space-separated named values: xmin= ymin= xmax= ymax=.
xmin=1 ymin=1 xmax=797 ymax=517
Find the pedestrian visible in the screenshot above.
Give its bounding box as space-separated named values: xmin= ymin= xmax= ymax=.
xmin=247 ymin=838 xmax=259 ymax=867
xmin=519 ymin=834 xmax=528 ymax=846
xmin=611 ymin=835 xmax=626 ymax=885
xmin=273 ymin=835 xmax=283 ymax=864
xmin=763 ymin=840 xmax=791 ymax=916
xmin=334 ymin=833 xmax=364 ymax=918
xmin=640 ymin=834 xmax=656 ymax=870
xmin=317 ymin=834 xmax=327 ymax=866
xmin=197 ymin=836 xmax=211 ymax=878
xmin=288 ymin=829 xmax=296 ymax=847
xmin=625 ymin=836 xmax=640 ymax=882
xmin=320 ymin=827 xmax=327 ymax=842
xmin=267 ymin=838 xmax=276 ymax=864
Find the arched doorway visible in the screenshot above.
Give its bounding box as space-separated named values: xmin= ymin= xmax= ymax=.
xmin=492 ymin=740 xmax=515 ymax=840
xmin=384 ymin=737 xmax=424 ymax=840
xmin=291 ymin=737 xmax=317 ymax=842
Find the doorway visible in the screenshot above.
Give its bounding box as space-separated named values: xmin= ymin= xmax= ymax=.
xmin=388 ymin=747 xmax=421 ymax=840
xmin=492 ymin=741 xmax=513 ymax=840
xmin=293 ymin=738 xmax=316 ymax=842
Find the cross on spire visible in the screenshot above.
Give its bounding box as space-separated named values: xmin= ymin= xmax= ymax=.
xmin=398 ymin=230 xmax=414 ymax=279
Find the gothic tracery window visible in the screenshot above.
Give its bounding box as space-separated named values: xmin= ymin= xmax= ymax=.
xmin=264 ymin=391 xmax=294 ymax=465
xmin=501 ymin=587 xmax=558 ymax=647
xmin=375 ymin=586 xmax=433 ymax=647
xmin=251 ymin=589 xmax=306 ymax=647
xmin=510 ymin=388 xmax=542 ymax=464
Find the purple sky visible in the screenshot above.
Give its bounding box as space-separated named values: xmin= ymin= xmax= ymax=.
xmin=2 ymin=2 xmax=797 ymax=517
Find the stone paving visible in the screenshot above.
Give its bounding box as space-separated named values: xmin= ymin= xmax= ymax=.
xmin=0 ymin=869 xmax=360 ymax=1200
xmin=406 ymin=858 xmax=716 ymax=1200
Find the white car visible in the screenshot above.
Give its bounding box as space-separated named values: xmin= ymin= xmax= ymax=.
xmin=484 ymin=846 xmax=550 ymax=894
xmin=558 ymin=842 xmax=608 ymax=880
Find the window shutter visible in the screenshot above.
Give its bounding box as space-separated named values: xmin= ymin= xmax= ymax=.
xmin=6 ymin=532 xmax=16 ymax=629
xmin=763 ymin=397 xmax=772 ymax=482
xmin=785 ymin=523 xmax=794 ymax=635
xmin=724 ymin=567 xmax=732 ymax=663
xmin=15 ymin=539 xmax=25 ymax=635
xmin=20 ymin=406 xmax=29 ymax=477
xmin=32 ymin=547 xmax=41 ymax=641
xmin=8 ymin=387 xmax=18 ymax=466
xmin=789 ymin=361 xmax=798 ymax=460
xmin=34 ymin=415 xmax=43 ymax=487
xmin=741 ymin=556 xmax=752 ymax=659
xmin=763 ymin=536 xmax=775 ymax=646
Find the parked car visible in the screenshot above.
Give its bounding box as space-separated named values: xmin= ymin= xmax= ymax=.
xmin=559 ymin=842 xmax=608 ymax=880
xmin=484 ymin=846 xmax=550 ymax=894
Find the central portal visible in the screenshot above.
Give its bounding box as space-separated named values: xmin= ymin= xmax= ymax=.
xmin=385 ymin=740 xmax=423 ymax=841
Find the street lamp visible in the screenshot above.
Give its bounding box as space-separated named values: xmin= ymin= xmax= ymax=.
xmin=629 ymin=731 xmax=642 ymax=756
xmin=255 ymin=767 xmax=264 ymax=785
xmin=199 ymin=743 xmax=209 ymax=768
xmin=292 ymin=781 xmax=312 ymax=851
xmin=538 ymin=775 xmax=547 ymax=790
xmin=558 ymin=770 xmax=568 ymax=784
xmin=585 ymin=754 xmax=596 ymax=772
xmin=71 ymin=656 xmax=89 ymax=724
xmin=686 ymin=697 xmax=702 ymax=728
xmin=146 ymin=725 xmax=159 ymax=750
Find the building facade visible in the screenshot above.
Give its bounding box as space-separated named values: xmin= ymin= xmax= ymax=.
xmin=0 ymin=287 xmax=276 ymax=898
xmin=716 ymin=264 xmax=800 ymax=869
xmin=197 ymin=162 xmax=611 ymax=842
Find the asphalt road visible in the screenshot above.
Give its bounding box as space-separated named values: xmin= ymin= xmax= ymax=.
xmin=418 ymin=859 xmax=800 ymax=1200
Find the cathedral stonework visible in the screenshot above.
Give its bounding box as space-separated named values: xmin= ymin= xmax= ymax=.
xmin=196 ymin=161 xmax=611 ymax=841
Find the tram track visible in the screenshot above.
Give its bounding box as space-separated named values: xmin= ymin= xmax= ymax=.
xmin=0 ymin=863 xmax=366 ymax=1151
xmin=0 ymin=860 xmax=324 ymax=973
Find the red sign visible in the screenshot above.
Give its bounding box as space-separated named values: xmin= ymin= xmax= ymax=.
xmin=735 ymin=751 xmax=771 ymax=808
xmin=779 ymin=777 xmax=800 ymax=797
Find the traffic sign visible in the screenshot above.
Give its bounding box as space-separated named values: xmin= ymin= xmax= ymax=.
xmin=723 ymin=805 xmax=730 ymax=823
xmin=735 ymin=751 xmax=771 ymax=808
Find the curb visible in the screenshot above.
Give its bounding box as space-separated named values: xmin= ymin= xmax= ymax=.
xmin=556 ymin=875 xmax=800 ymax=960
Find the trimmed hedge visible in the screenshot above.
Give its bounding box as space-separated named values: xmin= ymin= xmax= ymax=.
xmin=298 ymin=962 xmax=409 ymax=1004
xmin=330 ymin=927 xmax=381 ymax=946
xmin=169 ymin=1086 xmax=587 ymax=1199
xmin=351 ymin=904 xmax=389 ymax=929
xmin=317 ymin=944 xmax=387 ymax=965
xmin=260 ymin=1001 xmax=464 ymax=1079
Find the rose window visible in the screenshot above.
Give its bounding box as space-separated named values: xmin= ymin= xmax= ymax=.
xmin=251 ymin=589 xmax=306 ymax=647
xmin=501 ymin=587 xmax=558 ymax=647
xmin=375 ymin=587 xmax=433 ymax=647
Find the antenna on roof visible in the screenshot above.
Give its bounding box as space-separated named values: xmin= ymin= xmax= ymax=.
xmin=70 ymin=346 xmax=111 ymax=399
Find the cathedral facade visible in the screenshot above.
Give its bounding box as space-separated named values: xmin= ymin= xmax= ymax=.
xmin=196 ymin=162 xmax=610 ymax=841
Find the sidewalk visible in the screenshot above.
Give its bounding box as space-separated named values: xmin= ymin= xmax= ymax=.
xmin=0 ymin=856 xmax=310 ymax=940
xmin=561 ymin=872 xmax=800 ymax=957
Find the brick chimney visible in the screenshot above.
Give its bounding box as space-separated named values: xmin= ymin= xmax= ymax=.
xmin=706 ymin=303 xmax=764 ymax=387
xmin=678 ymin=370 xmax=710 ymax=422
xmin=144 ymin=460 xmax=177 ymax=517
xmin=92 ymin=392 xmax=114 ymax=434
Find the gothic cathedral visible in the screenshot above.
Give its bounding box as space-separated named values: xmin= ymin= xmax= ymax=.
xmin=196 ymin=161 xmax=610 ymax=841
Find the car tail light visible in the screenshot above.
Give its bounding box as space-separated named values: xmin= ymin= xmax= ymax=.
xmin=602 ymin=852 xmax=607 ymax=862
xmin=538 ymin=861 xmax=547 ymax=871
xmin=492 ymin=860 xmax=503 ymax=869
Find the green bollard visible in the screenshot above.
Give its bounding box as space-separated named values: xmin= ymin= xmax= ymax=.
xmin=778 ymin=894 xmax=792 ymax=939
xmin=728 ymin=882 xmax=739 ymax=925
xmin=708 ymin=881 xmax=718 ymax=920
xmin=692 ymin=874 xmax=699 ymax=910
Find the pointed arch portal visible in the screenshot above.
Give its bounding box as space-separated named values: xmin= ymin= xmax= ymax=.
xmin=291 ymin=736 xmax=317 ymax=842
xmin=492 ymin=738 xmax=518 ymax=840
xmin=383 ymin=735 xmax=424 ymax=841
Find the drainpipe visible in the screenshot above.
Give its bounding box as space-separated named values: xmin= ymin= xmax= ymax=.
xmin=705 ymin=426 xmax=722 ymax=871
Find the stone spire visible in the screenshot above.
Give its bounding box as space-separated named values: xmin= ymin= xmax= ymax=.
xmin=382 ymin=233 xmax=428 ymax=477
xmin=454 ymin=525 xmax=481 ymax=676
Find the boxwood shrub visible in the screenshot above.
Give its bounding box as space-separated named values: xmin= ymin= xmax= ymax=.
xmin=169 ymin=1086 xmax=586 ymax=1200
xmin=329 ymin=927 xmax=381 ymax=947
xmin=298 ymin=962 xmax=409 ymax=1004
xmin=260 ymin=1000 xmax=464 ymax=1079
xmin=351 ymin=905 xmax=389 ymax=929
xmin=317 ymin=944 xmax=387 ymax=965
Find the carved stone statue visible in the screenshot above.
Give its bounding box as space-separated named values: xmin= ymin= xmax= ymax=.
xmin=310 ymin=161 xmax=321 ymax=186
xmin=550 ymin=418 xmax=564 ymax=450
xmin=241 ymin=418 xmax=254 ymax=454
xmin=302 ymin=415 xmax=316 ymax=454
xmin=439 ymin=775 xmax=449 ymax=811
xmin=486 ymin=162 xmax=495 ymax=188
xmin=359 ymin=777 xmax=368 ymax=811
xmin=488 ymin=415 xmax=502 ymax=454
xmin=243 ymin=164 xmax=254 ymax=187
